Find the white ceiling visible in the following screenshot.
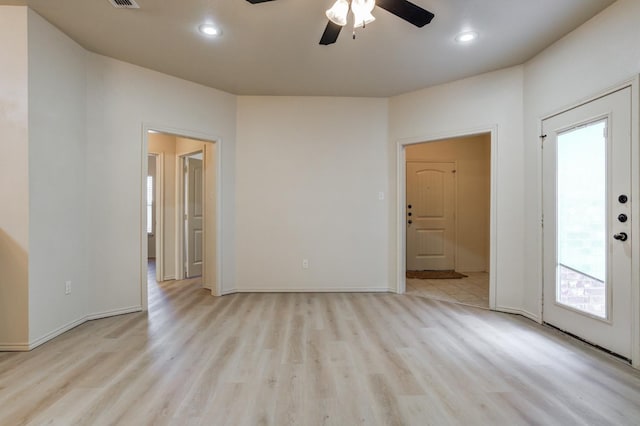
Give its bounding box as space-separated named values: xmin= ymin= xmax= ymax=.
xmin=2 ymin=0 xmax=616 ymax=97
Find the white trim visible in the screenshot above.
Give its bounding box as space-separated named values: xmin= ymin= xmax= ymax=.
xmin=27 ymin=316 xmax=89 ymax=351
xmin=395 ymin=126 xmax=498 ymax=312
xmin=395 ymin=142 xmax=406 ymax=295
xmin=537 ymin=120 xmax=545 ymax=321
xmin=85 ymin=306 xmax=143 ymax=321
xmin=495 ymin=306 xmax=540 ymax=323
xmin=237 ymin=287 xmax=391 ymax=293
xmin=148 ymin=152 xmax=165 ymax=283
xmin=141 ymin=129 xmax=149 ymax=311
xmin=176 ymin=154 xmax=186 ymax=280
xmin=220 ymin=289 xmax=238 ymax=296
xmin=1 ymin=306 xmax=144 ymax=352
xmin=157 ymin=153 xmax=165 ymax=282
xmin=631 ymin=75 xmax=640 ymax=369
xmin=10 ymin=306 xmax=144 ymax=352
xmin=213 ymin=139 xmax=223 ymax=296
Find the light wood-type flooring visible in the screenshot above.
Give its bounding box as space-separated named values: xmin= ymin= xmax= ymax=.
xmin=406 ymin=272 xmax=490 ymax=309
xmin=1 ymin=266 xmax=640 ymax=425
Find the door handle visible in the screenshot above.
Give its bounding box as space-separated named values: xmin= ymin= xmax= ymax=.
xmin=408 ymin=220 xmax=412 ymax=225
xmin=614 ymin=232 xmax=628 ymax=241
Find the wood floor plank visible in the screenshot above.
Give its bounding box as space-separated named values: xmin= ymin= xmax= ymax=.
xmin=1 ymin=263 xmax=640 ymax=425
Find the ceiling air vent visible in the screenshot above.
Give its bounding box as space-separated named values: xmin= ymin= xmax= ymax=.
xmin=108 ymin=0 xmax=140 ymax=9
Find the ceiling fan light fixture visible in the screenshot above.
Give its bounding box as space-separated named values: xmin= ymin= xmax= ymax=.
xmin=352 ymin=11 xmax=375 ymax=29
xmin=326 ymin=0 xmax=349 ymax=26
xmin=352 ymin=0 xmax=375 ymax=28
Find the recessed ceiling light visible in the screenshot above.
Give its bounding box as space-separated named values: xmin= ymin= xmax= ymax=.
xmin=455 ymin=31 xmax=478 ymax=43
xmin=199 ymin=24 xmax=222 ymax=37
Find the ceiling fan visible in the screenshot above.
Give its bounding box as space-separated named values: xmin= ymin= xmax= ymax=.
xmin=244 ymin=0 xmax=435 ymax=45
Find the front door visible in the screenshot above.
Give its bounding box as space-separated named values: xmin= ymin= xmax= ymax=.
xmin=185 ymin=155 xmax=204 ymax=278
xmin=406 ymin=161 xmax=456 ymax=271
xmin=542 ymin=87 xmax=632 ymax=360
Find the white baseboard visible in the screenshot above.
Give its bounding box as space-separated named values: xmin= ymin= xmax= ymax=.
xmin=163 ymin=274 xmax=176 ymax=281
xmin=237 ymin=287 xmax=391 ymax=293
xmin=219 ymin=288 xmax=237 ymax=296
xmin=28 ymin=315 xmax=88 ymax=350
xmin=0 ymin=306 xmax=145 ymax=352
xmin=85 ymin=306 xmax=142 ymax=321
xmin=495 ymin=305 xmax=541 ymax=323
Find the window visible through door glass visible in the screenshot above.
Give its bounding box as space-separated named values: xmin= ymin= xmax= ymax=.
xmin=147 ymin=175 xmax=153 ymax=234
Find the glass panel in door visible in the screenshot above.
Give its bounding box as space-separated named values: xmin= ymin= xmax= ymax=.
xmin=556 ymin=119 xmax=607 ymax=318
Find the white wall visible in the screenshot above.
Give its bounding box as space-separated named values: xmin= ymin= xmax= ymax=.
xmin=406 ymin=134 xmax=491 ymax=272
xmin=0 ymin=6 xmax=29 ymax=348
xmin=522 ymin=0 xmax=640 ymax=318
xmin=86 ymin=54 xmax=237 ymax=315
xmin=27 ymin=9 xmax=89 ymax=344
xmin=236 ymin=97 xmax=390 ymax=291
xmin=389 ymin=66 xmax=526 ymax=314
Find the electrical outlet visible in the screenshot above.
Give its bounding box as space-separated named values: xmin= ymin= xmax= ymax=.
xmin=65 ymin=281 xmax=71 ymax=295
xmin=302 ymin=259 xmax=309 ymax=269
xmin=378 ymin=191 xmax=385 ymax=201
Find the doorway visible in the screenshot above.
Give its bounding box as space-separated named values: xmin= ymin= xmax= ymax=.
xmin=141 ymin=127 xmax=221 ymax=310
xmin=399 ymin=132 xmax=495 ymax=309
xmin=542 ymin=87 xmax=633 ymax=361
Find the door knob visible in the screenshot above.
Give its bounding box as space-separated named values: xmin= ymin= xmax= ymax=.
xmin=619 ymin=195 xmax=628 ymax=204
xmin=618 ymin=214 xmax=628 ymax=223
xmin=408 ymin=220 xmax=412 ymax=225
xmin=614 ymin=232 xmax=628 ymax=241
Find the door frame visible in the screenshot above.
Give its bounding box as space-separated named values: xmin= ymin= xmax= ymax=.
xmin=396 ymin=126 xmax=498 ymax=311
xmin=177 ymin=149 xmax=205 ymax=280
xmin=146 ymin=152 xmax=164 ymax=282
xmin=539 ymin=77 xmax=640 ymax=368
xmin=140 ymin=124 xmax=223 ymax=311
xmin=405 ymin=160 xmax=459 ymax=271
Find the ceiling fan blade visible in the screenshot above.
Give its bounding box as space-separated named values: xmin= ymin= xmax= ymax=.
xmin=245 ymin=0 xmax=276 ymax=3
xmin=319 ymin=21 xmax=342 ymax=45
xmin=376 ymin=0 xmax=435 ymax=27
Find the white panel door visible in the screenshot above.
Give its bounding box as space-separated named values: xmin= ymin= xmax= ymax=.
xmin=406 ymin=162 xmax=456 ymax=271
xmin=185 ymin=156 xmax=204 ymax=278
xmin=542 ymin=87 xmax=632 ymax=360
